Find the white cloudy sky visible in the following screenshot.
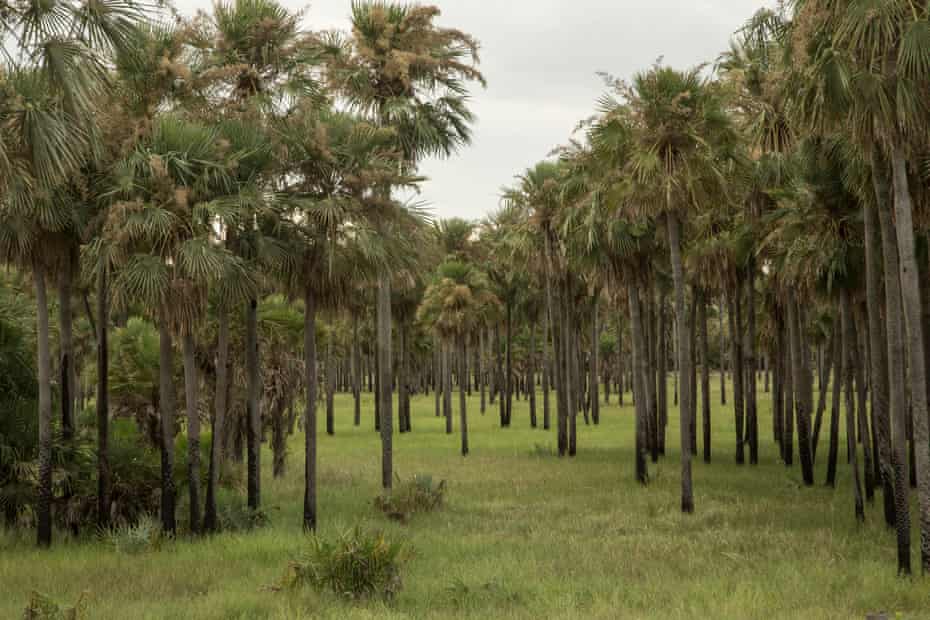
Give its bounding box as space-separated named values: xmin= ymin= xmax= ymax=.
xmin=177 ymin=0 xmax=774 ymax=220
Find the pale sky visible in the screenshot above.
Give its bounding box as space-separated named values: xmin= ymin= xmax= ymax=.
xmin=177 ymin=0 xmax=775 ymax=221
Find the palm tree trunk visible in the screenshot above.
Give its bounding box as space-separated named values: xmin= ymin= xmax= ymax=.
xmin=875 ymin=148 xmax=911 ymax=573
xmin=688 ymin=289 xmax=698 ymax=456
xmin=397 ymin=324 xmax=408 ymax=433
xmin=303 ymin=288 xmax=318 ymax=530
xmin=542 ymin=316 xmax=551 ymax=430
xmin=719 ymin=303 xmax=726 ymax=406
xmin=443 ymin=340 xmax=453 ymax=434
xmin=787 ymin=295 xmax=814 ymax=485
xmin=35 ymin=265 xmax=53 ymax=547
xmin=245 ymin=299 xmax=261 ymax=509
xmin=698 ymin=291 xmax=711 ymax=463
xmin=826 ymin=320 xmax=841 ymax=487
xmin=657 ymin=291 xmax=668 ymax=449
xmin=377 ymin=273 xmax=393 ymax=491
xmin=890 ymin=145 xmax=930 ymax=572
xmin=96 ymin=264 xmax=110 ymax=530
xmin=773 ymin=309 xmax=784 ymax=452
xmin=505 ymin=302 xmax=513 ymax=427
xmin=479 ymin=329 xmax=486 ymax=415
xmin=812 ymin=328 xmax=835 ymax=462
xmin=181 ymin=326 xmax=201 ymax=534
xmin=434 ymin=335 xmax=442 ymax=418
xmin=326 ymin=339 xmax=335 ymax=436
xmin=58 ymin=263 xmax=75 ymax=440
xmin=205 ymin=303 xmax=228 ymax=532
xmin=628 ymin=279 xmax=649 ymax=484
xmin=496 ymin=323 xmax=505 ymax=427
xmin=530 ymin=323 xmax=538 ymax=428
xmin=783 ymin=314 xmax=794 ymax=466
xmin=727 ymin=284 xmax=745 ymax=465
xmin=853 ymin=305 xmax=875 ymax=502
xmin=590 ymin=302 xmax=599 ymax=425
xmin=840 ymin=289 xmax=866 ymax=522
xmin=667 ymin=212 xmax=693 ymax=513
xmin=353 ymin=317 xmax=361 ymax=426
xmin=744 ymin=260 xmax=758 ymax=465
xmin=458 ymin=335 xmax=469 ymax=456
xmin=158 ymin=313 xmax=177 ymax=535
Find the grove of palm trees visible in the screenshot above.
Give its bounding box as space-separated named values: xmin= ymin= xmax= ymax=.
xmin=2 ymin=0 xmax=930 ymax=617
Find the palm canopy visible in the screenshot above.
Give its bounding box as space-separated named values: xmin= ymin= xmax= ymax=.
xmin=416 ymin=259 xmax=499 ymax=340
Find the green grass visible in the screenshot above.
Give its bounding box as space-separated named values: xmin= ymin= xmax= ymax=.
xmin=3 ymin=378 xmax=929 ymax=619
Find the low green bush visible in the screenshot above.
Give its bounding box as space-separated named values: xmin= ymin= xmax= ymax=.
xmin=374 ymin=474 xmax=446 ymax=522
xmin=281 ymin=527 xmax=409 ymax=601
xmin=103 ymin=515 xmax=163 ymax=554
xmin=22 ymin=590 xmax=89 ymax=619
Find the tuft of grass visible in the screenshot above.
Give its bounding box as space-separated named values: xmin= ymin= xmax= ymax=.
xmin=280 ymin=527 xmax=408 ymax=601
xmin=102 ymin=515 xmax=163 ymax=555
xmin=22 ymin=590 xmax=89 ymax=619
xmin=374 ymin=474 xmax=446 ymax=522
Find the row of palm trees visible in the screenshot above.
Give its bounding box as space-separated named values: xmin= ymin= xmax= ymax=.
xmin=1 ymin=0 xmax=484 ymax=545
xmin=4 ymin=0 xmax=930 ymax=579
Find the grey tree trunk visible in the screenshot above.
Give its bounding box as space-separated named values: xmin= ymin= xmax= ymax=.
xmin=812 ymin=328 xmax=835 ymax=462
xmin=479 ymin=329 xmax=486 ymax=415
xmin=727 ymin=284 xmax=745 ymax=465
xmin=353 ymin=317 xmax=361 ymax=426
xmin=783 ymin=315 xmax=794 ymax=466
xmin=744 ymin=260 xmax=758 ymax=465
xmin=326 ymin=339 xmax=335 ymax=436
xmin=443 ymin=340 xmax=453 ymax=434
xmin=542 ymin=316 xmax=551 ymax=430
xmin=530 ymin=323 xmax=538 ymax=427
xmin=459 ymin=335 xmax=469 ymax=456
xmin=840 ymin=289 xmax=866 ymax=522
xmin=657 ymin=290 xmax=668 ymax=449
xmin=667 ymin=212 xmax=694 ymax=513
xmin=205 ymin=303 xmax=228 ymax=532
xmin=890 ymin=145 xmax=930 ymax=573
xmin=826 ymin=320 xmax=841 ymax=487
xmin=182 ymin=327 xmax=201 ymax=534
xmin=377 ymin=273 xmax=393 ymax=490
xmin=58 ymin=262 xmax=75 ymax=440
xmin=246 ymin=299 xmax=261 ymax=509
xmin=590 ymin=302 xmax=599 ymax=425
xmin=876 ymin=150 xmax=911 ymax=574
xmin=787 ymin=295 xmax=814 ymax=485
xmin=35 ymin=265 xmax=53 ymax=547
xmin=96 ymin=264 xmax=110 ymax=530
xmin=853 ymin=305 xmax=875 ymax=501
xmin=628 ymin=279 xmax=649 ymax=484
xmin=158 ymin=314 xmax=177 ymax=535
xmin=698 ymin=292 xmax=711 ymax=463
xmin=505 ymin=302 xmax=513 ymax=427
xmin=303 ymin=288 xmax=318 ymax=530
xmin=719 ymin=304 xmax=726 ymax=406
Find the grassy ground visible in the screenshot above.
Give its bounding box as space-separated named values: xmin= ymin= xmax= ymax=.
xmin=3 ymin=377 xmax=930 ymax=619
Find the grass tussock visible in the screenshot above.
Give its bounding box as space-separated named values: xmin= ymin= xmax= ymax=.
xmin=374 ymin=474 xmax=446 ymax=522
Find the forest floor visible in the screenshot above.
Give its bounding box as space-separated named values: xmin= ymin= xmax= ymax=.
xmin=3 ymin=378 xmax=930 ymax=619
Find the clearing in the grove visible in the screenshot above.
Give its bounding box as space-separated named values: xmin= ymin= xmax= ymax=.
xmin=2 ymin=384 xmax=928 ymax=619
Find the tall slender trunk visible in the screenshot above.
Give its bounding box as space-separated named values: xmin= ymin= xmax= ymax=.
xmin=496 ymin=323 xmax=505 ymax=427
xmin=812 ymin=328 xmax=835 ymax=462
xmin=398 ymin=324 xmax=409 ymax=433
xmin=545 ymin=231 xmax=567 ymax=455
xmin=35 ymin=265 xmax=53 ymax=547
xmin=667 ymin=212 xmax=693 ymax=513
xmin=657 ymin=290 xmax=668 ymax=447
xmin=205 ymin=303 xmax=228 ymax=532
xmin=181 ymin=327 xmax=201 ymax=534
xmin=628 ymin=278 xmax=648 ymax=484
xmin=698 ymin=292 xmax=711 ymax=463
xmin=542 ymin=316 xmax=551 ymax=430
xmin=479 ymin=329 xmax=486 ymax=415
xmin=876 ymin=149 xmax=911 ymax=574
xmin=434 ymin=335 xmax=442 ymax=417
xmin=326 ymin=339 xmax=335 ymax=436
xmin=353 ymin=317 xmax=361 ymax=427
xmin=787 ymin=295 xmax=814 ymax=485
xmin=303 ymin=288 xmax=318 ymax=530
xmin=841 ymin=289 xmax=866 ymax=522
xmin=773 ymin=310 xmax=784 ymax=454
xmin=688 ymin=290 xmax=698 ymax=456
xmin=58 ymin=263 xmax=75 ymax=440
xmin=444 ymin=340 xmax=453 ymax=434
xmin=890 ymin=145 xmax=930 ymax=572
xmin=377 ymin=273 xmax=393 ymax=490
xmin=505 ymin=302 xmax=513 ymax=427
xmin=245 ymin=299 xmax=261 ymax=509
xmin=590 ymin=301 xmax=600 ymax=425
xmin=719 ymin=304 xmax=726 ymax=406
xmin=158 ymin=313 xmax=176 ymax=535
xmin=744 ymin=261 xmax=758 ymax=465
xmin=826 ymin=320 xmax=841 ymax=487
xmin=783 ymin=315 xmax=794 ymax=466
xmin=530 ymin=323 xmax=538 ymax=428
xmin=727 ymin=285 xmax=745 ymax=465
xmin=853 ymin=305 xmax=875 ymax=501
xmin=96 ymin=264 xmax=110 ymax=530
xmin=458 ymin=335 xmax=469 ymax=456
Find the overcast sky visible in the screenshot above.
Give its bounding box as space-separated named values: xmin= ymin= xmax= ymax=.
xmin=179 ymin=0 xmax=774 ymax=221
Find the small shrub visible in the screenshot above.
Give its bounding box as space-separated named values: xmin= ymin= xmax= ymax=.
xmin=217 ymin=503 xmax=268 ymax=533
xmin=281 ymin=527 xmax=408 ymax=600
xmin=375 ymin=474 xmax=446 ymax=522
xmin=529 ymin=443 xmax=555 ymax=458
xmin=103 ymin=514 xmax=163 ymax=554
xmin=22 ymin=590 xmax=89 ymax=619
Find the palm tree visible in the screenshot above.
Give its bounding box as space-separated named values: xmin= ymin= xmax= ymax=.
xmin=627 ymin=65 xmax=731 ymax=513
xmin=418 ymin=260 xmax=500 ymax=455
xmin=335 ymin=1 xmax=485 ymax=489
